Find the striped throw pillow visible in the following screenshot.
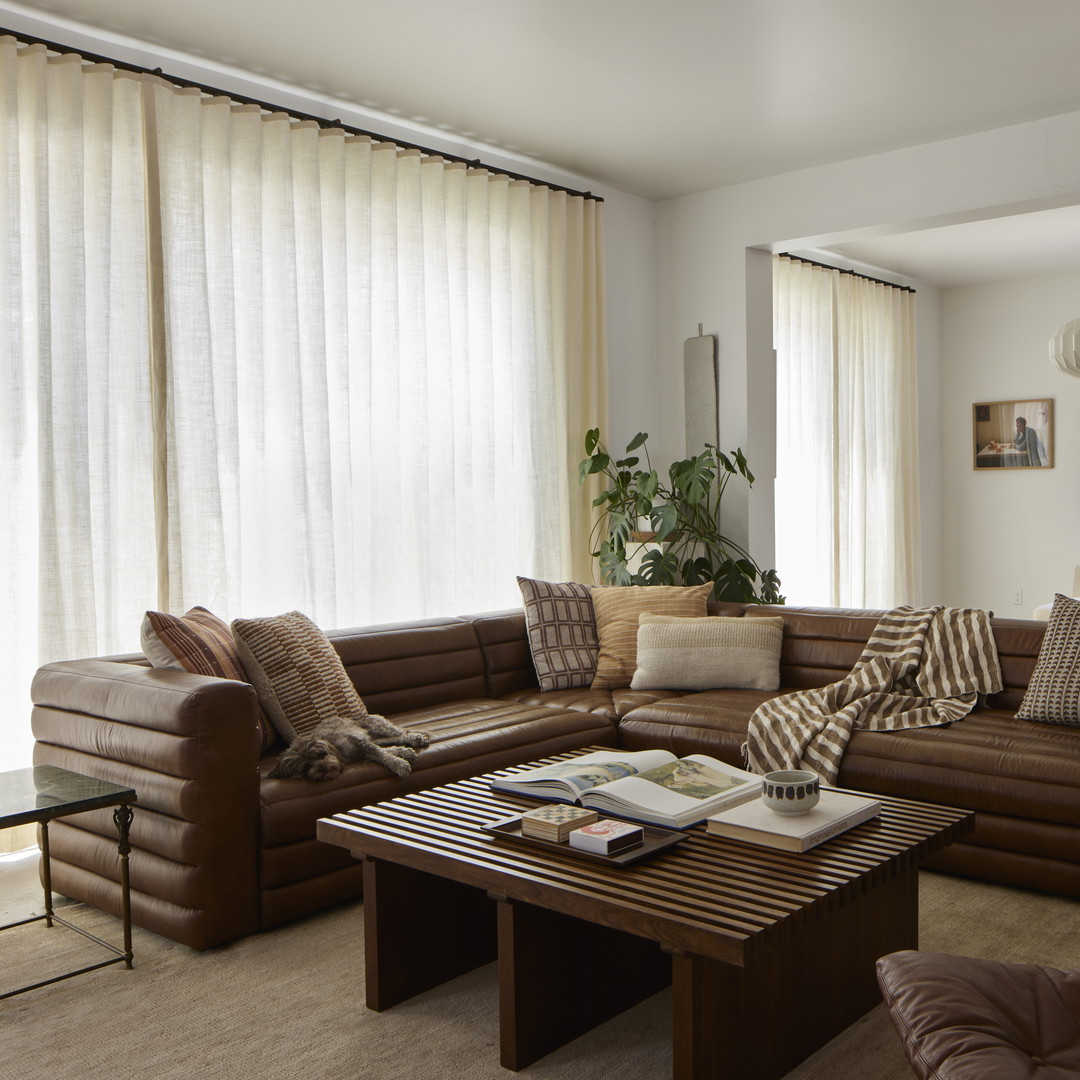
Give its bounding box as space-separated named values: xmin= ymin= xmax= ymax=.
xmin=142 ymin=606 xmax=276 ymax=751
xmin=1016 ymin=594 xmax=1080 ymax=727
xmin=142 ymin=606 xmax=246 ymax=679
xmin=631 ymin=613 xmax=784 ymax=691
xmin=231 ymin=610 xmax=369 ymax=743
xmin=517 ymin=576 xmax=598 ymax=691
xmin=590 ymin=583 xmax=713 ymax=690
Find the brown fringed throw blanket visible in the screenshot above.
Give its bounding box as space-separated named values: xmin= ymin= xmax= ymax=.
xmin=743 ymin=605 xmax=1003 ymax=784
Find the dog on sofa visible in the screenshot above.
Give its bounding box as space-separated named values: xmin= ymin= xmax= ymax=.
xmin=269 ymin=715 xmax=431 ymax=780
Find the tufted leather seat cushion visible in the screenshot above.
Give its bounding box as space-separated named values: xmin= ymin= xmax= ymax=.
xmin=876 ymin=950 xmax=1080 ymax=1080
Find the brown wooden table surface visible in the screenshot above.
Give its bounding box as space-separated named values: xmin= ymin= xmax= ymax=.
xmin=318 ymin=749 xmax=974 ymax=1079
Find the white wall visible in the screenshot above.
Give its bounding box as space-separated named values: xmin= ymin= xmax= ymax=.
xmin=601 ymin=191 xmax=660 ymax=456
xmin=651 ymin=111 xmax=1080 ymax=604
xmin=941 ymin=271 xmax=1080 ymax=614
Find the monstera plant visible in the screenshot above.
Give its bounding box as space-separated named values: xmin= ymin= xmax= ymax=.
xmin=579 ymin=429 xmax=784 ymax=604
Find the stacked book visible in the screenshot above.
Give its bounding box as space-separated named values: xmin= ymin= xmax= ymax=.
xmin=706 ymin=789 xmax=881 ymax=852
xmin=520 ymin=804 xmax=599 ymax=842
xmin=569 ymin=818 xmax=645 ymax=855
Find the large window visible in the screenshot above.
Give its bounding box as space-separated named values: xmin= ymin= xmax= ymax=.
xmin=773 ymin=255 xmax=919 ymax=608
xmin=1 ymin=36 xmax=606 ymax=767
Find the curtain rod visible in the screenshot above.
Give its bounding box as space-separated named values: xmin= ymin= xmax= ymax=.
xmin=778 ymin=253 xmax=915 ymax=294
xmin=1 ymin=26 xmax=603 ymax=204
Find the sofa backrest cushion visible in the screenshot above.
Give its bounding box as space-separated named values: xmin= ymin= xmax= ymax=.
xmin=752 ymin=605 xmax=880 ymax=688
xmin=327 ymin=618 xmax=488 ymax=715
xmin=988 ymin=618 xmax=1047 ymax=713
xmin=462 ymin=610 xmax=537 ymax=697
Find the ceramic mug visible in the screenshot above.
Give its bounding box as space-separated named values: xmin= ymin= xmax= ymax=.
xmin=761 ymin=770 xmax=820 ymax=815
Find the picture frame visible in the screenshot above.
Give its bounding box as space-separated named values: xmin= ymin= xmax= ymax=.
xmin=972 ymin=398 xmax=1053 ymax=470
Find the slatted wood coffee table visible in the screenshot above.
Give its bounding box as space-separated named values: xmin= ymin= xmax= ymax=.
xmin=317 ymin=750 xmax=973 ymax=1080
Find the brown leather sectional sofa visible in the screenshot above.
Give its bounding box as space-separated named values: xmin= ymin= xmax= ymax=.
xmin=31 ymin=603 xmax=1079 ymax=950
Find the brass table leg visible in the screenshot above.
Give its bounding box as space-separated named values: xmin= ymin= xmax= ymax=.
xmin=40 ymin=819 xmax=53 ymax=927
xmin=114 ymin=804 xmax=134 ymax=968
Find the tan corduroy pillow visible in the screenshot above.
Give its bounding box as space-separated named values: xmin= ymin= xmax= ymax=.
xmin=590 ymin=583 xmax=713 ymax=690
xmin=630 ymin=613 xmax=784 ymax=691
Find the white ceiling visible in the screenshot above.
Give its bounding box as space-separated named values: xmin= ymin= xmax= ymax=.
xmin=828 ymin=206 xmax=1080 ymax=289
xmin=8 ymin=0 xmax=1080 ymax=285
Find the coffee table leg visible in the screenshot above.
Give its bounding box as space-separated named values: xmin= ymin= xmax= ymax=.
xmin=496 ymin=896 xmax=671 ymax=1070
xmin=114 ymin=803 xmax=134 ymax=967
xmin=671 ymin=863 xmax=921 ymax=1080
xmin=362 ymin=856 xmax=496 ymax=1011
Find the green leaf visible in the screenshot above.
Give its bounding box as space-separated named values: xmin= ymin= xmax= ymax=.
xmin=599 ymin=543 xmax=633 ymax=586
xmin=585 ymin=428 xmax=600 ymax=455
xmin=639 ymin=469 xmax=660 ymax=502
xmin=670 ymin=454 xmax=715 ymax=504
xmin=626 ymin=432 xmax=648 ymax=452
xmin=681 ymin=555 xmax=714 ymax=586
xmin=607 ymin=508 xmax=634 ymax=548
xmin=638 ymin=548 xmax=680 ymax=585
xmin=652 ymin=502 xmax=679 ymax=542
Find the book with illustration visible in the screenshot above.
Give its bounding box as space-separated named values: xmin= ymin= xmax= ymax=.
xmin=490 ymin=749 xmax=763 ymax=829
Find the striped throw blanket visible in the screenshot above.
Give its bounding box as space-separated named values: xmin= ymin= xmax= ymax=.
xmin=743 ymin=606 xmax=1002 ymax=784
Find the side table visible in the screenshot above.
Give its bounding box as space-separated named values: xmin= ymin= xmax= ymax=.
xmin=1 ymin=765 xmax=136 ymax=998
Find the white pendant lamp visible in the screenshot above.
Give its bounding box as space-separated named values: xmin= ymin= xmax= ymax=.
xmin=1050 ymin=317 xmax=1080 ymax=377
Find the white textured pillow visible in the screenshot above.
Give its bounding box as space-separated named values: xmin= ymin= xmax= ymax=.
xmin=630 ymin=613 xmax=784 ymax=691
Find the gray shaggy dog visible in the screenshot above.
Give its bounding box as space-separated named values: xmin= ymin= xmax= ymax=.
xmin=269 ymin=715 xmax=430 ymax=780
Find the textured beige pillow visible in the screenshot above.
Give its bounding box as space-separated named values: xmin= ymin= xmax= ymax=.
xmin=590 ymin=583 xmax=713 ymax=690
xmin=1016 ymin=593 xmax=1080 ymax=727
xmin=231 ymin=610 xmax=368 ymax=743
xmin=630 ymin=613 xmax=784 ymax=691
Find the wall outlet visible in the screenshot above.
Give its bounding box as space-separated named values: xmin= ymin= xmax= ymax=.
xmin=1013 ymin=588 xmax=1024 ymax=606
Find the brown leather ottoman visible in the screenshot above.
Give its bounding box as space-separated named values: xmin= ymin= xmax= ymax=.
xmin=876 ymin=950 xmax=1080 ymax=1079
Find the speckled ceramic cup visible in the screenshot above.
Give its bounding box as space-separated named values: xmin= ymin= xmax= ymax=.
xmin=761 ymin=770 xmax=820 ymax=815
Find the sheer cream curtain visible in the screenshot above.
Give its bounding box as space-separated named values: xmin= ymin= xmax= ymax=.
xmin=773 ymin=255 xmax=919 ymax=608
xmin=1 ymin=38 xmax=606 ymax=769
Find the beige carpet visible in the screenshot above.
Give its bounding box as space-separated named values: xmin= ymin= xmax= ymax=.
xmin=1 ymin=870 xmax=1078 ymax=1080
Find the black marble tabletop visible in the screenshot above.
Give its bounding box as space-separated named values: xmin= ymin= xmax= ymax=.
xmin=0 ymin=765 xmax=136 ymax=829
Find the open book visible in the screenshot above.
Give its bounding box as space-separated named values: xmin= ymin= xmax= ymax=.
xmin=490 ymin=749 xmax=763 ymax=829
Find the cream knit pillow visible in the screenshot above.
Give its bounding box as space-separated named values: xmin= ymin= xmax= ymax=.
xmin=630 ymin=613 xmax=784 ymax=691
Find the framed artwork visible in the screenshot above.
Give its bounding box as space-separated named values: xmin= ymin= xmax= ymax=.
xmin=972 ymin=398 xmax=1053 ymax=469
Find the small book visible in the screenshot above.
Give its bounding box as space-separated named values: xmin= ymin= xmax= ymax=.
xmin=520 ymin=804 xmax=598 ymax=842
xmin=491 ymin=749 xmax=763 ymax=829
xmin=569 ymin=818 xmax=645 ymax=855
xmin=705 ymin=789 xmax=881 ymax=852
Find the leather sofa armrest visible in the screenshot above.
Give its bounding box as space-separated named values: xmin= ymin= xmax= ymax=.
xmin=32 ymin=659 xmax=262 ymax=777
xmin=31 ymin=659 xmax=262 ymax=948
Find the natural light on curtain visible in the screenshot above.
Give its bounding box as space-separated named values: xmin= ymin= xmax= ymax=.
xmin=0 ymin=36 xmax=606 ymax=769
xmin=773 ymin=255 xmax=919 ymax=608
